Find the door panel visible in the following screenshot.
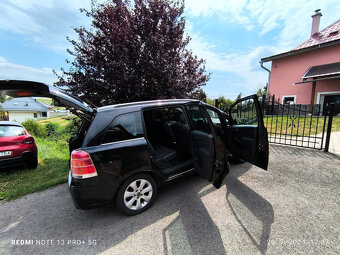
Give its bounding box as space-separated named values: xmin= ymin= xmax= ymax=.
xmin=187 ymin=104 xmax=228 ymax=188
xmin=228 ymin=125 xmax=257 ymax=162
xmin=190 ymin=130 xmax=214 ymax=180
xmin=228 ymin=95 xmax=269 ymax=170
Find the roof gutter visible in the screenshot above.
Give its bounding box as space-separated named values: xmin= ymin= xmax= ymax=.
xmin=260 ymin=60 xmax=271 ymax=95
xmin=260 ymin=60 xmax=271 ymax=73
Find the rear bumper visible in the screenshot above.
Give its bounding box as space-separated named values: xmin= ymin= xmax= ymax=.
xmin=69 ymin=185 xmax=111 ymax=209
xmin=68 ymin=172 xmax=116 ymax=210
xmin=0 ymin=151 xmax=36 ymax=168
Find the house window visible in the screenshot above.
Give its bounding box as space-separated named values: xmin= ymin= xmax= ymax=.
xmin=42 ymin=112 xmax=47 ymax=117
xmin=282 ymin=96 xmax=296 ymax=104
xmin=34 ymin=113 xmax=38 ymax=118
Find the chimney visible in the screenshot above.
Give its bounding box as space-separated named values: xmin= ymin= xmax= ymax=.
xmin=311 ymin=9 xmax=322 ymax=36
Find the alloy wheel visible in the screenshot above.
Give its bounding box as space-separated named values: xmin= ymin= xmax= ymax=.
xmin=123 ymin=179 xmax=153 ymax=210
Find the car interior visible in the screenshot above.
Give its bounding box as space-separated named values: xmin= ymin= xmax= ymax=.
xmin=143 ymin=107 xmax=194 ymax=176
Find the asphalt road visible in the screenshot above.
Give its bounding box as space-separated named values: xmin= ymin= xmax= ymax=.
xmin=0 ymin=145 xmax=339 ymax=255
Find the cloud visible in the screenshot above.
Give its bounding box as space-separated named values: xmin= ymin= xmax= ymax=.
xmin=0 ymin=56 xmax=58 ymax=84
xmin=186 ymin=0 xmax=340 ymax=52
xmin=32 ymin=36 xmax=43 ymax=43
xmin=188 ymin=32 xmax=273 ymax=91
xmin=185 ymin=0 xmax=252 ymax=29
xmin=184 ymin=0 xmax=340 ymax=99
xmin=0 ymin=0 xmax=92 ymax=54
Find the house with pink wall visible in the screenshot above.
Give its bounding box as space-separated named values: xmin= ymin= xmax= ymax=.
xmin=261 ymin=10 xmax=340 ymax=115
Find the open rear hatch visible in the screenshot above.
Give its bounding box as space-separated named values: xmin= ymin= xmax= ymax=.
xmin=0 ymin=80 xmax=94 ymax=116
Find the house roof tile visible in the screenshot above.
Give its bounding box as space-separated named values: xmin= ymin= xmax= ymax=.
xmin=2 ymin=97 xmax=51 ymax=112
xmin=293 ymin=19 xmax=340 ymax=50
xmin=261 ymin=18 xmax=340 ymax=62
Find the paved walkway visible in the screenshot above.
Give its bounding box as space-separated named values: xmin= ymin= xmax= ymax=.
xmin=328 ymin=131 xmax=340 ymax=155
xmin=0 ymin=145 xmax=339 ymax=254
xmin=268 ymin=130 xmax=340 ymax=155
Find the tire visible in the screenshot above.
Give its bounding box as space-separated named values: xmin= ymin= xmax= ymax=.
xmin=115 ymin=173 xmax=157 ymax=215
xmin=27 ymin=155 xmax=38 ymax=169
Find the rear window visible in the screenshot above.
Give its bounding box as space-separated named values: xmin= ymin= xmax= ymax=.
xmin=0 ymin=126 xmax=26 ymax=137
xmin=101 ymin=112 xmax=144 ymax=144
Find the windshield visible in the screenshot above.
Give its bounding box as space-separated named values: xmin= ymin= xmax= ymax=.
xmin=0 ymin=125 xmax=26 ymax=137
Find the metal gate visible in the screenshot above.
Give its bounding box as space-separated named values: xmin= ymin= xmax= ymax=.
xmin=260 ymin=95 xmax=327 ymax=149
xmin=260 ymin=95 xmax=339 ymax=151
xmin=216 ymin=95 xmax=337 ymax=151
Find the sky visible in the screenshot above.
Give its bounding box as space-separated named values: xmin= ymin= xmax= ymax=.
xmin=0 ymin=0 xmax=340 ymax=100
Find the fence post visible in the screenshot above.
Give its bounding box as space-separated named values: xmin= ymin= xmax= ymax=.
xmin=261 ymin=95 xmax=265 ymax=114
xmin=215 ymin=99 xmax=219 ymax=108
xmin=324 ymin=103 xmax=334 ymax=152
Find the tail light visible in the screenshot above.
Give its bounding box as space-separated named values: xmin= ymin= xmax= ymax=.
xmin=23 ymin=137 xmax=35 ymax=144
xmin=71 ymin=150 xmax=98 ymax=179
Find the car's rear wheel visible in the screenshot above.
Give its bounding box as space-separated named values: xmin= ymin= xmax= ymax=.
xmin=27 ymin=156 xmax=38 ymax=169
xmin=115 ymin=173 xmax=157 ymax=215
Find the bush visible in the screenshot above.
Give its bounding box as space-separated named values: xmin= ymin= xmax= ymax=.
xmin=21 ymin=119 xmax=47 ymax=138
xmin=63 ymin=117 xmax=80 ymax=137
xmin=45 ymin=122 xmax=61 ymax=137
xmin=22 ymin=117 xmax=81 ymax=141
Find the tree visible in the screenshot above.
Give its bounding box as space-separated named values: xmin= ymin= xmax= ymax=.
xmin=56 ymin=0 xmax=209 ymax=106
xmin=197 ymin=89 xmax=207 ymax=102
xmin=215 ymin=96 xmax=234 ymax=110
xmin=254 ymin=83 xmax=268 ymax=97
xmin=0 ymin=93 xmax=12 ymax=114
xmin=235 ymin=93 xmax=242 ymax=102
xmin=0 ymin=94 xmax=6 ymax=104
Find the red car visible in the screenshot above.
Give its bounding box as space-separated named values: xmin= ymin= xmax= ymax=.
xmin=0 ymin=121 xmax=38 ymax=169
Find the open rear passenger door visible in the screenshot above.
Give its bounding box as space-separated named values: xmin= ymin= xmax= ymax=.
xmin=227 ymin=95 xmax=269 ymax=170
xmin=186 ymin=104 xmax=227 ymax=188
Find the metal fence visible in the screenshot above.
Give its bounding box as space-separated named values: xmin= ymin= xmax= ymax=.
xmin=260 ymin=95 xmax=328 ymax=150
xmin=216 ymin=94 xmax=337 ymax=151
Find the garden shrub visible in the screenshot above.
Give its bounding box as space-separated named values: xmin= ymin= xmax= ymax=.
xmin=21 ymin=119 xmax=47 ymax=138
xmin=63 ymin=116 xmax=81 ymax=137
xmin=45 ymin=122 xmax=61 ymax=137
xmin=22 ymin=116 xmax=81 ymax=141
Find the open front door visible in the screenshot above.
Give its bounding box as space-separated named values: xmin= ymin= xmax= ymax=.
xmin=228 ymin=95 xmax=269 ymax=170
xmin=0 ymin=80 xmax=94 ymax=114
xmin=187 ymin=104 xmax=227 ymax=188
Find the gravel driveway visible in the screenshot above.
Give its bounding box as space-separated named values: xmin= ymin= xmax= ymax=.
xmin=0 ymin=145 xmax=339 ymax=255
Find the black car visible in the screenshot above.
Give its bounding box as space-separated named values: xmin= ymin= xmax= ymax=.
xmin=0 ymin=80 xmax=269 ymax=215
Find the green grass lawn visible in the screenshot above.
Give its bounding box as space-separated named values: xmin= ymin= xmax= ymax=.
xmin=0 ymin=138 xmax=69 ymax=201
xmin=36 ymin=97 xmax=66 ymax=110
xmin=36 ymin=98 xmax=53 ymax=105
xmin=38 ymin=116 xmax=70 ymax=127
xmin=263 ymin=116 xmax=340 ymax=136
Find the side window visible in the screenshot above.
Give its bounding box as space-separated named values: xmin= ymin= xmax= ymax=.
xmin=206 ymin=108 xmax=221 ymax=125
xmin=230 ymin=98 xmax=258 ymax=125
xmin=186 ymin=105 xmax=211 ymax=133
xmin=102 ymin=112 xmax=143 ymax=144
